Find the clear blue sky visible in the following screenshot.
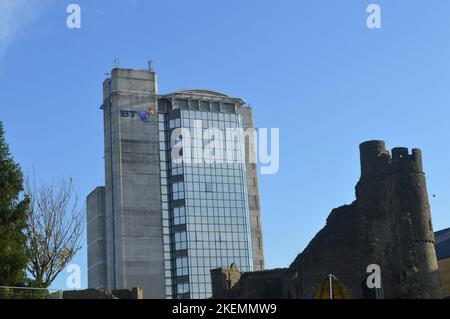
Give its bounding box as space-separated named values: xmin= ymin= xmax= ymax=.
xmin=1 ymin=0 xmax=449 ymax=290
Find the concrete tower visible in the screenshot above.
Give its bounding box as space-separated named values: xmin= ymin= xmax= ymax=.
xmin=87 ymin=66 xmax=264 ymax=299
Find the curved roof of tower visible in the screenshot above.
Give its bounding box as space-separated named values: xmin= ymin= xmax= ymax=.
xmin=160 ymin=89 xmax=247 ymax=106
xmin=163 ymin=89 xmax=230 ymax=98
xmin=180 ymin=89 xmax=229 ymax=97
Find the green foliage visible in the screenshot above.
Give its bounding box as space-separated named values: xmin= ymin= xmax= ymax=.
xmin=0 ymin=287 xmax=50 ymax=299
xmin=0 ymin=122 xmax=29 ymax=286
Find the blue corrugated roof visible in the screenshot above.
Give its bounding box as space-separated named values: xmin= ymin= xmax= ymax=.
xmin=435 ymin=228 xmax=450 ymax=260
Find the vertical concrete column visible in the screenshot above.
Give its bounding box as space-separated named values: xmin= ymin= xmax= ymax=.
xmin=103 ymin=68 xmax=165 ymax=298
xmin=239 ymin=107 xmax=265 ymax=271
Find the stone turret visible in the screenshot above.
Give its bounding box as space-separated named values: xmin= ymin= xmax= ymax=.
xmin=211 ymin=140 xmax=442 ymax=299
xmin=355 ymin=141 xmax=440 ymax=298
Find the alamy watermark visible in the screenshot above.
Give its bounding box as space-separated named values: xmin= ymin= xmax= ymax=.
xmin=64 ymin=4 xmax=381 ymax=31
xmin=366 ymin=4 xmax=381 ymax=29
xmin=170 ymin=120 xmax=279 ymax=175
xmin=66 ymin=4 xmax=81 ymax=29
xmin=66 ymin=264 xmax=81 ymax=289
xmin=366 ymin=264 xmax=382 ymax=289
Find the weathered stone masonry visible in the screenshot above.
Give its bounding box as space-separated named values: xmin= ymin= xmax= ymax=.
xmin=211 ymin=141 xmax=442 ymax=299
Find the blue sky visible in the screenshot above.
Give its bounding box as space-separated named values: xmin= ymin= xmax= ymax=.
xmin=1 ymin=0 xmax=450 ymax=290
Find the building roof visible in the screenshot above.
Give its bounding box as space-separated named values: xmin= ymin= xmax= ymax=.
xmin=435 ymin=228 xmax=450 ymax=260
xmin=168 ymin=89 xmax=230 ymax=97
xmin=160 ymin=89 xmax=246 ymax=105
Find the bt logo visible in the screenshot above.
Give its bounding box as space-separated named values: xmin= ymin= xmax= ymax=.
xmin=120 ymin=107 xmax=157 ymax=122
xmin=139 ymin=107 xmax=156 ymax=122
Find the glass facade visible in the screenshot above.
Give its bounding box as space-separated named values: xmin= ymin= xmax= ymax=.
xmin=159 ymin=108 xmax=253 ymax=299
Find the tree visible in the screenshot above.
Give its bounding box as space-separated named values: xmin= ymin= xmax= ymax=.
xmin=0 ymin=122 xmax=29 ymax=286
xmin=25 ymin=175 xmax=84 ymax=288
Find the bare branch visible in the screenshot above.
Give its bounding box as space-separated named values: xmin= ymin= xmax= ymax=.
xmin=24 ymin=173 xmax=85 ymax=288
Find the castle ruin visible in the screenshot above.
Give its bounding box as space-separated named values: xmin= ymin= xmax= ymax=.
xmin=211 ymin=141 xmax=442 ymax=299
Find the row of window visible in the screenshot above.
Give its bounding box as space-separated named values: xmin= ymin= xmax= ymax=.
xmin=174 ymin=229 xmax=188 ymax=250
xmin=186 ymin=231 xmax=249 ymax=242
xmin=173 ymin=216 xmax=186 ymax=226
xmin=171 ymin=166 xmax=183 ymax=176
xmin=186 ymin=215 xmax=248 ymax=227
xmin=170 ymin=242 xmax=251 ymax=258
xmin=176 ymin=268 xmax=189 ymax=277
xmin=184 ymin=181 xmax=243 ymax=193
xmin=190 ymin=275 xmax=212 ymax=284
xmin=173 ymin=206 xmax=185 ymax=218
xmin=180 ymin=110 xmax=239 ymax=122
xmin=173 ymin=181 xmax=251 ymax=202
xmin=184 ymin=165 xmax=245 ymax=175
xmin=184 ymin=198 xmax=247 ymax=209
xmin=170 ymin=118 xmax=241 ymax=129
xmin=172 ymin=216 xmax=250 ymax=229
xmin=170 ymin=99 xmax=236 ymax=114
xmin=181 ymin=176 xmax=245 ymax=186
xmin=172 ymin=192 xmax=185 ymax=201
xmin=189 ymin=249 xmax=250 ymax=259
xmin=183 ymin=178 xmax=246 ymax=189
xmin=184 ymin=193 xmax=246 ymax=204
xmin=172 ymin=182 xmax=184 ymax=193
xmin=170 ymin=145 xmax=243 ymax=155
xmin=185 ymin=215 xmax=248 ymax=226
xmin=167 ymin=189 xmax=247 ymax=204
xmin=174 ymin=236 xmax=248 ymax=251
xmin=168 ymin=155 xmax=245 ymax=167
xmin=170 ymin=137 xmax=244 ymax=149
xmin=175 ymin=256 xmax=189 ymax=278
xmin=177 ymin=283 xmax=189 ymax=294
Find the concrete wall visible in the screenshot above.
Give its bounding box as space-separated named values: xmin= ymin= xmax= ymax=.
xmin=103 ymin=77 xmax=115 ymax=291
xmin=103 ymin=68 xmax=165 ymax=298
xmin=239 ymin=107 xmax=265 ymax=271
xmin=87 ymin=187 xmax=107 ymax=289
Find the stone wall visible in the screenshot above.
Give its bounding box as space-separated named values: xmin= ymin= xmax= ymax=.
xmin=438 ymin=258 xmax=450 ymax=298
xmin=211 ymin=264 xmax=287 ymax=299
xmin=63 ymin=287 xmax=143 ymax=299
xmin=211 ymin=141 xmax=442 ymax=299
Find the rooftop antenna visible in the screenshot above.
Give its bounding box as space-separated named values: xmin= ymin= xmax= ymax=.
xmin=113 ymin=57 xmax=120 ymax=68
xmin=148 ymin=60 xmax=154 ymax=72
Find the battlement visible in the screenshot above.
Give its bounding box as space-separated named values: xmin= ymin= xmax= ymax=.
xmin=359 ymin=140 xmax=424 ymax=180
xmin=210 ymin=140 xmax=441 ymax=299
